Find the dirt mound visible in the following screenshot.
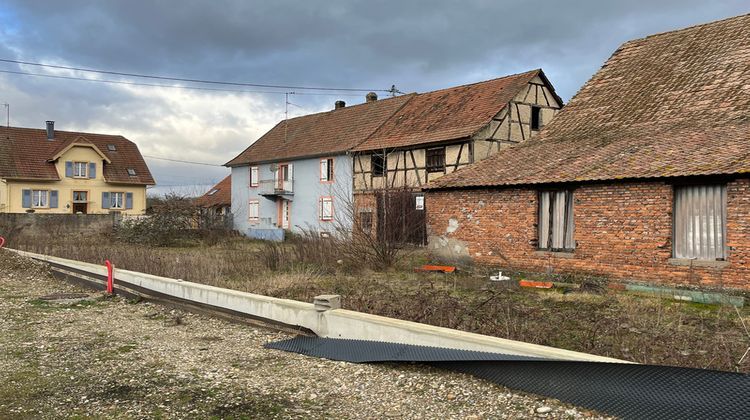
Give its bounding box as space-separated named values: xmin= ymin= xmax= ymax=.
xmin=0 ymin=249 xmax=52 ymax=278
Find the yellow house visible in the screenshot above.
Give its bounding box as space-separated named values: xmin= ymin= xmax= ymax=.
xmin=0 ymin=122 xmax=155 ymax=214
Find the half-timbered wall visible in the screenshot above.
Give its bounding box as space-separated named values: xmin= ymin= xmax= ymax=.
xmin=353 ymin=76 xmax=561 ymax=192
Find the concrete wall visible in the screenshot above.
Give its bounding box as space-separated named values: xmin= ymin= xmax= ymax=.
xmin=1 ymin=145 xmax=147 ymax=215
xmin=0 ymin=212 xmax=118 ymax=239
xmin=232 ymin=154 xmax=353 ymax=236
xmin=426 ymin=178 xmax=750 ymax=290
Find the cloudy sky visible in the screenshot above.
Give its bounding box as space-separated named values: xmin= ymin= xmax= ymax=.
xmin=1 ymin=1 xmax=747 ymax=196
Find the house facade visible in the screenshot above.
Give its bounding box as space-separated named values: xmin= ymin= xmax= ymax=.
xmin=196 ymin=175 xmax=232 ymax=216
xmin=424 ymin=14 xmax=750 ymax=290
xmin=0 ymin=122 xmax=154 ymax=215
xmin=351 ymin=70 xmax=562 ymax=242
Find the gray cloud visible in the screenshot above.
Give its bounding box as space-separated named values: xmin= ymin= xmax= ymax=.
xmin=1 ymin=0 xmax=748 ymax=195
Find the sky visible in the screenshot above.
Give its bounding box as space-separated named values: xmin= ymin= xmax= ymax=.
xmin=1 ymin=1 xmax=748 ymax=196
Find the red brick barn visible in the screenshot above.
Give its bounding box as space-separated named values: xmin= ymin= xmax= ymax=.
xmin=424 ymin=14 xmax=750 ymax=290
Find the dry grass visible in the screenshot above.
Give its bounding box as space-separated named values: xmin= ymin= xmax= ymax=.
xmin=11 ymin=234 xmax=750 ymax=373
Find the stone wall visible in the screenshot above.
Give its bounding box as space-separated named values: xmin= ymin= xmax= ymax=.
xmin=426 ymin=178 xmax=750 ymax=290
xmin=0 ymin=213 xmax=119 ymax=240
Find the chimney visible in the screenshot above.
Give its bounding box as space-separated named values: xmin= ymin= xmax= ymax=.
xmin=334 ymin=100 xmax=346 ymax=110
xmin=366 ymin=92 xmax=378 ymax=103
xmin=45 ymin=121 xmax=55 ymax=140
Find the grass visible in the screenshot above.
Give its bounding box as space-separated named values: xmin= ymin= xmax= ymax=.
xmin=11 ymin=235 xmax=750 ymax=373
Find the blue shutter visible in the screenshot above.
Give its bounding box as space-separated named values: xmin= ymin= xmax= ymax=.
xmin=102 ymin=192 xmax=110 ymax=209
xmin=65 ymin=161 xmax=73 ymax=177
xmin=125 ymin=192 xmax=133 ymax=210
xmin=89 ymin=162 xmax=96 ymax=179
xmin=22 ymin=189 xmax=31 ymax=208
xmin=49 ymin=191 xmax=59 ymax=208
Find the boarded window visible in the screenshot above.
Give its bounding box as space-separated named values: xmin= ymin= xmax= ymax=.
xmin=248 ymin=200 xmax=259 ymax=221
xmin=426 ymin=147 xmax=446 ymax=173
xmin=371 ymin=154 xmax=385 ymax=177
xmin=250 ymin=166 xmax=259 ymax=187
xmin=320 ymin=158 xmax=334 ymax=182
xmin=320 ymin=197 xmax=334 ymax=221
xmin=673 ymin=185 xmax=726 ymax=260
xmin=538 ymin=190 xmax=575 ymax=251
xmin=531 ymin=106 xmax=541 ymax=130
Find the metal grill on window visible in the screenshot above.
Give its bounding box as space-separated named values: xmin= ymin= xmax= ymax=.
xmin=673 ymin=184 xmax=727 ymax=260
xmin=538 ymin=190 xmax=575 ymax=251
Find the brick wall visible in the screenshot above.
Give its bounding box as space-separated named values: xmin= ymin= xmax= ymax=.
xmin=426 ymin=178 xmax=750 ymax=290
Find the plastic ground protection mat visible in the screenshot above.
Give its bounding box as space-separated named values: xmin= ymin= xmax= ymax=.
xmin=265 ymin=336 xmax=750 ymax=420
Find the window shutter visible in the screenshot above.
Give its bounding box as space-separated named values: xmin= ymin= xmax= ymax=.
xmin=125 ymin=192 xmax=133 ymax=210
xmin=89 ymin=162 xmax=96 ymax=179
xmin=538 ymin=192 xmax=550 ymax=249
xmin=22 ymin=189 xmax=31 ymax=208
xmin=65 ymin=161 xmax=74 ymax=178
xmin=102 ymin=192 xmax=110 ymax=209
xmin=49 ymin=191 xmax=59 ymax=208
xmin=320 ymin=159 xmax=327 ymax=181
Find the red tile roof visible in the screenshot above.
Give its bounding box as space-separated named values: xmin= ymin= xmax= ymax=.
xmin=426 ymin=14 xmax=750 ymax=190
xmin=196 ymin=175 xmax=231 ymax=208
xmin=0 ymin=126 xmax=155 ymax=185
xmin=353 ymin=70 xmax=553 ymax=151
xmin=226 ymin=94 xmax=414 ymax=166
xmin=226 ymin=69 xmax=551 ymax=166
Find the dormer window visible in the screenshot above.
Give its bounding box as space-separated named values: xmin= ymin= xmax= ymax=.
xmin=73 ymin=162 xmax=88 ymax=178
xmin=107 ymin=144 xmax=117 ymax=151
xmin=127 ymin=168 xmax=137 ymax=176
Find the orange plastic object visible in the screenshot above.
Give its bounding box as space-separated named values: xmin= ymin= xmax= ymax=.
xmin=417 ymin=265 xmax=456 ymax=273
xmin=519 ymin=280 xmax=553 ymax=289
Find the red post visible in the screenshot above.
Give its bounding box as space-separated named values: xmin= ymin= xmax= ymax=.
xmin=0 ymin=236 xmax=5 ymax=248
xmin=105 ymin=260 xmax=114 ymax=294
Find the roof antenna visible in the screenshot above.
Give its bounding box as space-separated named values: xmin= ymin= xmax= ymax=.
xmin=388 ymin=85 xmax=403 ymax=97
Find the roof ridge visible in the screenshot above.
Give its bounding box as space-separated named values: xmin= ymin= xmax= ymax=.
xmin=621 ymin=12 xmax=750 ymax=47
xmin=409 ymin=69 xmax=540 ymax=97
xmin=1 ymin=125 xmax=125 ymax=138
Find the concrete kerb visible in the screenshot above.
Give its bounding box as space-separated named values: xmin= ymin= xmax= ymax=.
xmin=9 ymin=248 xmax=630 ymax=364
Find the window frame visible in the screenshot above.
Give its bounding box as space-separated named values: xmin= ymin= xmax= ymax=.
xmin=248 ymin=199 xmax=260 ymax=222
xmin=358 ymin=210 xmax=373 ymax=233
xmin=127 ymin=168 xmax=137 ymax=176
xmin=31 ymin=190 xmax=49 ymax=208
xmin=250 ymin=166 xmax=259 ymax=187
xmin=371 ymin=154 xmax=386 ymax=177
xmin=110 ymin=192 xmax=125 ymax=209
xmin=72 ymin=190 xmax=88 ymax=203
xmin=672 ymin=184 xmax=727 ymax=261
xmin=73 ymin=161 xmax=88 ymax=178
xmin=426 ymin=147 xmax=446 ymax=173
xmin=320 ymin=196 xmax=334 ymax=221
xmin=320 ymin=158 xmax=334 ymax=183
xmin=531 ymin=106 xmax=542 ymax=131
xmin=537 ymin=189 xmax=575 ymax=252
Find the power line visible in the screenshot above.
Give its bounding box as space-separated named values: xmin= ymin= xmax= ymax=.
xmin=0 ymin=69 xmax=367 ymax=96
xmin=143 ymin=155 xmax=224 ymax=167
xmin=0 ymin=58 xmax=393 ymax=93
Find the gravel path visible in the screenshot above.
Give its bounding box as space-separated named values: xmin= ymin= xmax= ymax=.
xmin=0 ymin=249 xmax=608 ymax=419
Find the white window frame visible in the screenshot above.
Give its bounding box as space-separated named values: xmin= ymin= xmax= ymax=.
xmin=127 ymin=168 xmax=137 ymax=176
xmin=320 ymin=196 xmax=334 ymax=221
xmin=110 ymin=192 xmax=125 ymax=209
xmin=249 ymin=199 xmax=260 ymax=222
xmin=538 ymin=190 xmax=575 ymax=251
xmin=320 ymin=158 xmax=334 ymax=182
xmin=250 ymin=166 xmax=259 ymax=187
xmin=73 ymin=161 xmax=88 ymax=178
xmin=32 ymin=190 xmax=48 ymax=208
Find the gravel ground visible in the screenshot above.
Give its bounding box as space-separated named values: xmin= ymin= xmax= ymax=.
xmin=0 ymin=250 xmax=609 ymax=419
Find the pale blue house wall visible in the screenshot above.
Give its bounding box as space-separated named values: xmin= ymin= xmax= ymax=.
xmin=231 ymin=154 xmax=353 ymax=239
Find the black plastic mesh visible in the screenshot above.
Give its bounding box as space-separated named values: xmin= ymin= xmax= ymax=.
xmin=266 ymin=336 xmax=750 ymax=419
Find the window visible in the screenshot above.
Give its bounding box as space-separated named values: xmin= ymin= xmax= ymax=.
xmin=249 ymin=200 xmax=259 ymax=221
xmin=207 ymin=189 xmax=219 ymax=196
xmin=127 ymin=168 xmax=137 ymax=176
xmin=371 ymin=154 xmax=385 ymax=177
xmin=538 ymin=190 xmax=575 ymax=251
xmin=531 ymin=106 xmax=542 ymax=130
xmin=73 ymin=162 xmax=88 ymax=178
xmin=107 ymin=144 xmax=117 ymax=151
xmin=359 ymin=211 xmax=373 ymax=233
xmin=110 ymin=192 xmax=124 ymax=209
xmin=673 ymin=185 xmax=726 ymax=260
xmin=320 ymin=196 xmax=334 ymax=221
xmin=320 ymin=158 xmax=334 ymax=182
xmin=73 ymin=191 xmax=87 ymax=202
xmin=250 ymin=166 xmax=259 ymax=187
xmin=32 ymin=190 xmax=48 ymax=208
xmin=426 ymin=147 xmax=446 ymax=173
